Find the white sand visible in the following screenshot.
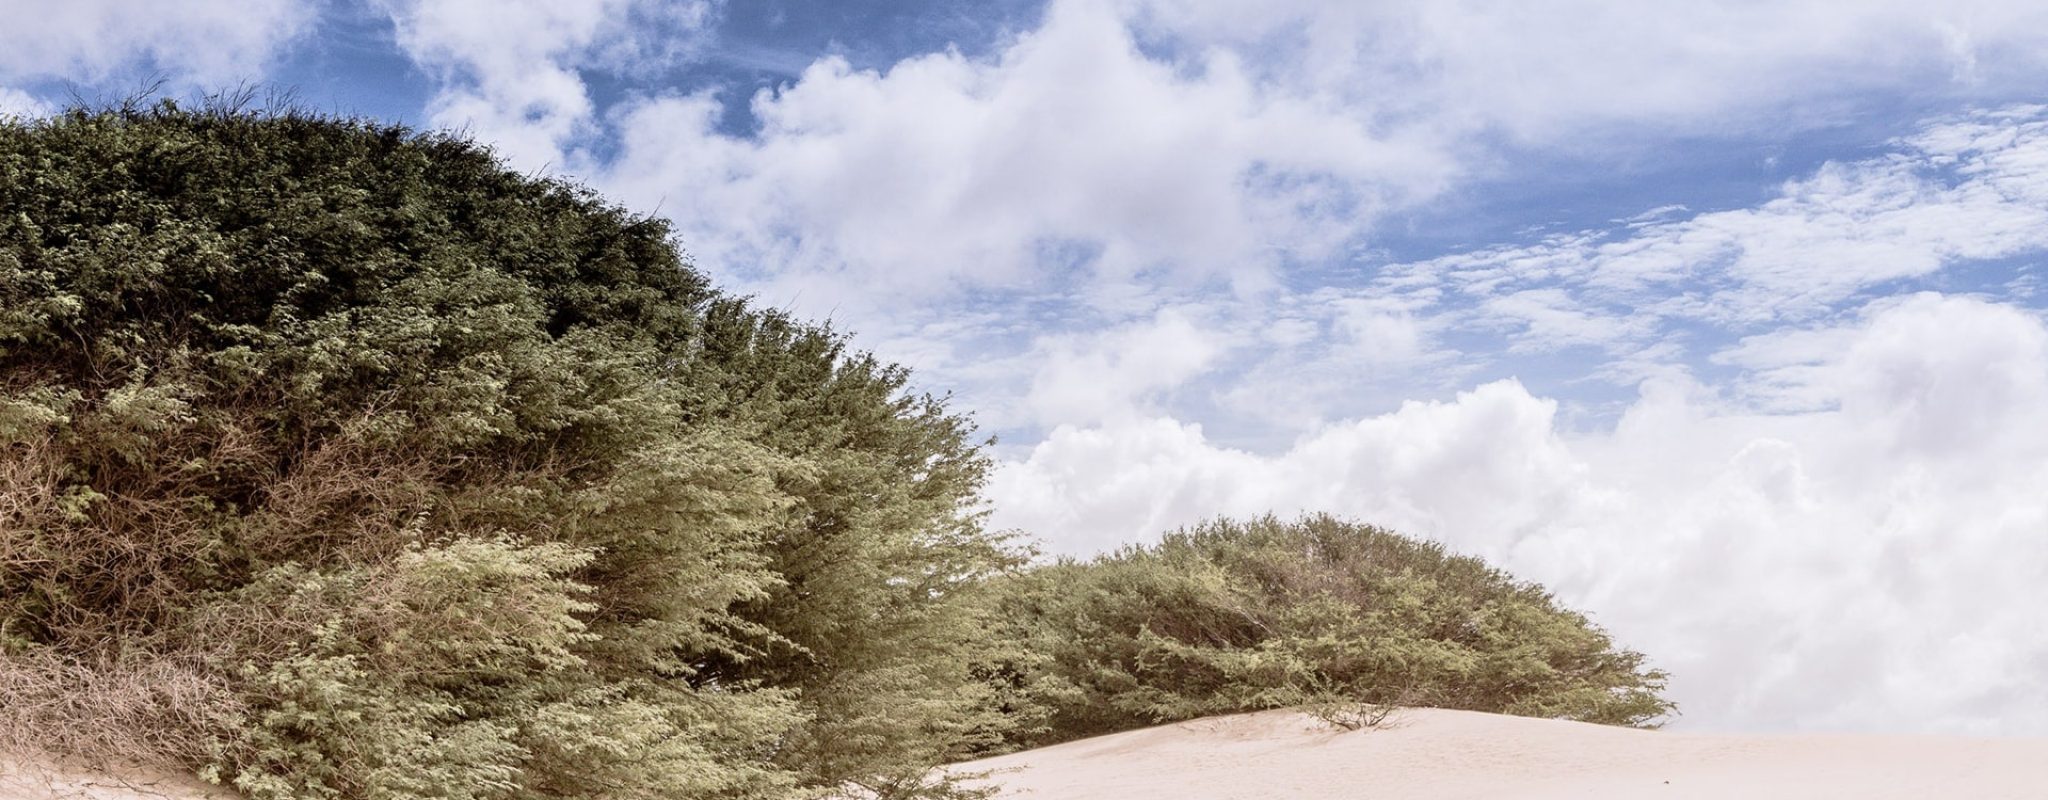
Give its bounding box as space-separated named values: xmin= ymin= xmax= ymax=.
xmin=951 ymin=709 xmax=2048 ymax=800
xmin=7 ymin=709 xmax=2042 ymax=799
xmin=0 ymin=758 xmax=233 ymax=800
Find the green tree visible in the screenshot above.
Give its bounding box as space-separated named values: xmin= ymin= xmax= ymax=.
xmin=0 ymin=101 xmax=1020 ymax=799
xmin=986 ymin=515 xmax=1673 ymax=748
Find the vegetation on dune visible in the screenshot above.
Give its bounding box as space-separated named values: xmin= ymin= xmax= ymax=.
xmin=0 ymin=102 xmax=1669 ymax=799
xmin=983 ymin=515 xmax=1673 ymax=749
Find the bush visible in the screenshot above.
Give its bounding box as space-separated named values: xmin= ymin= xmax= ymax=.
xmin=0 ymin=101 xmax=1021 ymax=798
xmin=985 ymin=515 xmax=1674 ymax=748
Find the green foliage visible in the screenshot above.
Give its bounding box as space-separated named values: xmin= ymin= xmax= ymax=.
xmin=987 ymin=515 xmax=1674 ymax=747
xmin=0 ymin=101 xmax=1020 ymax=798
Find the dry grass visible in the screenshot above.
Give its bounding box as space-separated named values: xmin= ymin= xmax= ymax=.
xmin=0 ymin=650 xmax=242 ymax=771
xmin=0 ymin=406 xmax=444 ymax=776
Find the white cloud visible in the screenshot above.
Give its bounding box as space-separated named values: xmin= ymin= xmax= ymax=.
xmin=374 ymin=0 xmax=717 ymax=172
xmin=1200 ymin=289 xmax=1465 ymax=440
xmin=1023 ymin=306 xmax=1229 ymax=427
xmin=1377 ymin=106 xmax=2048 ymax=363
xmin=1127 ymin=0 xmax=2048 ymax=143
xmin=886 ymin=106 xmax=2048 ymax=451
xmin=988 ymin=293 xmax=2048 ymax=735
xmin=0 ymin=0 xmax=312 ymax=91
xmin=0 ymin=87 xmax=53 ymax=119
xmin=1479 ymin=287 xmax=1655 ymax=353
xmin=598 ymin=0 xmax=1455 ymax=310
xmin=396 ymin=4 xmax=2048 ymax=461
xmin=990 ymin=377 xmax=1587 ymax=562
xmin=387 ymin=0 xmax=2048 ymax=343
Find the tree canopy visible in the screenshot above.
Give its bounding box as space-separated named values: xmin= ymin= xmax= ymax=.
xmin=0 ymin=102 xmax=1020 ymax=799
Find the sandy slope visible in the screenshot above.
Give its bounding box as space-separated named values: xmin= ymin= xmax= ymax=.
xmin=0 ymin=758 xmax=233 ymax=800
xmin=950 ymin=709 xmax=2048 ymax=800
xmin=7 ymin=709 xmax=2042 ymax=799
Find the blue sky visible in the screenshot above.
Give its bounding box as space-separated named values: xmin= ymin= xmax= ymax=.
xmin=7 ymin=0 xmax=2048 ymax=737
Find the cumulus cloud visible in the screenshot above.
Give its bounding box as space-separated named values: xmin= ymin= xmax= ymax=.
xmin=991 ymin=378 xmax=1586 ymax=558
xmin=377 ymin=0 xmax=2048 ymax=337
xmin=597 ymin=0 xmax=1454 ymax=308
xmin=905 ymin=106 xmax=2048 ymax=452
xmin=374 ymin=0 xmax=718 ymax=171
xmin=1022 ymin=306 xmax=1230 ymax=427
xmin=988 ymin=293 xmax=2048 ymax=734
xmin=0 ymin=0 xmax=312 ymax=92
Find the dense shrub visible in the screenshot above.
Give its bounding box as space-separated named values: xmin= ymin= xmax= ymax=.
xmin=985 ymin=515 xmax=1674 ymax=748
xmin=0 ymin=102 xmax=1021 ymax=799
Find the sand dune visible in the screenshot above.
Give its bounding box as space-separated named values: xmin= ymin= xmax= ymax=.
xmin=0 ymin=758 xmax=232 ymax=800
xmin=7 ymin=709 xmax=2042 ymax=799
xmin=951 ymin=709 xmax=2048 ymax=800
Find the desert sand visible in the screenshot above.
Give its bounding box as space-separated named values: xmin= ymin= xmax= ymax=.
xmin=951 ymin=709 xmax=2048 ymax=800
xmin=6 ymin=709 xmax=2043 ymax=799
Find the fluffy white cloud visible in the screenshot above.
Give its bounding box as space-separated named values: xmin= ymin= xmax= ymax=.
xmin=374 ymin=0 xmax=717 ymax=171
xmin=990 ymin=377 xmax=1588 ymax=560
xmin=1022 ymin=306 xmax=1230 ymax=427
xmin=379 ymin=0 xmax=2048 ymax=337
xmin=598 ymin=0 xmax=1454 ymax=309
xmin=988 ymin=293 xmax=2048 ymax=735
xmin=0 ymin=0 xmax=312 ymax=89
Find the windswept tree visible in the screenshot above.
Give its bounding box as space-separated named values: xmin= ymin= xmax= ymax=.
xmin=984 ymin=515 xmax=1674 ymax=748
xmin=0 ymin=101 xmax=1023 ymax=799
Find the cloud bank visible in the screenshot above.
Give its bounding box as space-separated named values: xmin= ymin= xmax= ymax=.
xmin=989 ymin=293 xmax=2048 ymax=734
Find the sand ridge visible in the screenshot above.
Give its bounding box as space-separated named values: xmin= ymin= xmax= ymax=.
xmin=950 ymin=708 xmax=2048 ymax=799
xmin=0 ymin=758 xmax=234 ymax=800
xmin=6 ymin=709 xmax=2042 ymax=799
